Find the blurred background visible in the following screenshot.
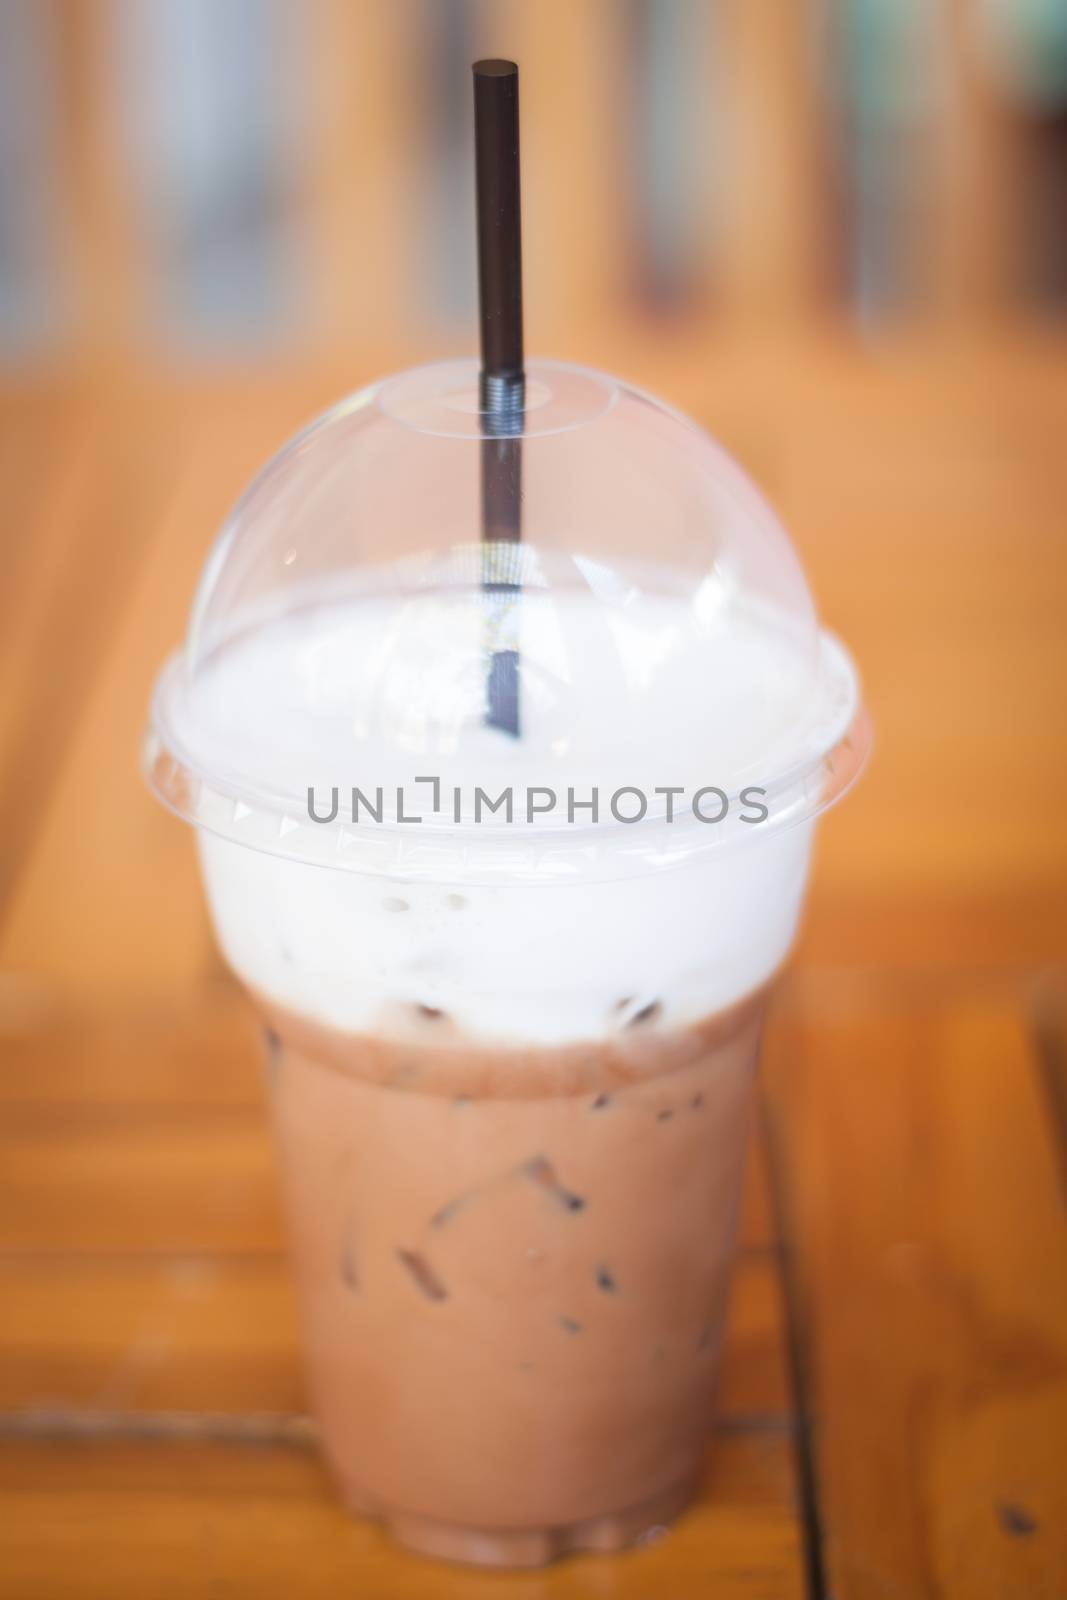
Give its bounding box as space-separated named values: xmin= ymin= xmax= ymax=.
xmin=1 ymin=0 xmax=1066 ymax=361
xmin=1 ymin=5 xmax=1066 ymax=1596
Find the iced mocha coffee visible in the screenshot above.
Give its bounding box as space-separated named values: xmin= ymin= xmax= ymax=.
xmin=145 ymin=359 xmax=868 ymax=1566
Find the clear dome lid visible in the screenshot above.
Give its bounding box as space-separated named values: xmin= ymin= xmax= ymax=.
xmin=145 ymin=359 xmax=869 ymax=881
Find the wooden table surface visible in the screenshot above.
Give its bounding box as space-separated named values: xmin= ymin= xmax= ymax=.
xmin=0 ymin=327 xmax=1065 ymax=1598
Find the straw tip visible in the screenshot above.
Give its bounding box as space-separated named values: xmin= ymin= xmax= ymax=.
xmin=473 ymin=58 xmax=518 ymax=79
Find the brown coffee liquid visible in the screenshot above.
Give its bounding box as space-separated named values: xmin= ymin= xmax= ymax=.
xmin=259 ymin=989 xmax=766 ymax=1568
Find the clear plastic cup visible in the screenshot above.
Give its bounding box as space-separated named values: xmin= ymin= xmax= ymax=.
xmin=145 ymin=359 xmax=868 ymax=1567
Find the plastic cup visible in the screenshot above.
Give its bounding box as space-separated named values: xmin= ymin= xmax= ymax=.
xmin=145 ymin=359 xmax=868 ymax=1567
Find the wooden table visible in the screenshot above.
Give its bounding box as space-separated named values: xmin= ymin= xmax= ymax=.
xmin=1 ymin=328 xmax=1065 ymax=1597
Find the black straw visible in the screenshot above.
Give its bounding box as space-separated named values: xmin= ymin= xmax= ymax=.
xmin=473 ymin=59 xmax=524 ymax=738
xmin=474 ymin=59 xmax=523 ymax=381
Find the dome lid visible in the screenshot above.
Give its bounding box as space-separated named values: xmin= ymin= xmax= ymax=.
xmin=145 ymin=359 xmax=869 ymax=881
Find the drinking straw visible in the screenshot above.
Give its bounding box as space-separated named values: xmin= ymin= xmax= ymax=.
xmin=473 ymin=59 xmax=524 ymax=737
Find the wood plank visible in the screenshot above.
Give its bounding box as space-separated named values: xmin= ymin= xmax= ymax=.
xmin=0 ymin=1431 xmax=804 ymax=1600
xmin=0 ymin=985 xmax=260 ymax=1107
xmin=763 ymin=981 xmax=1067 ymax=1598
xmin=0 ymin=1103 xmax=280 ymax=1256
xmin=0 ymin=386 xmax=177 ymax=920
xmin=0 ymin=1256 xmax=301 ymax=1415
xmin=1032 ymin=972 xmax=1067 ymax=1192
xmin=0 ymin=386 xmax=80 ymax=682
xmin=0 ymin=382 xmax=328 ymax=996
xmin=0 ymin=1249 xmax=787 ymax=1426
xmin=797 ymin=888 xmax=1067 ymax=976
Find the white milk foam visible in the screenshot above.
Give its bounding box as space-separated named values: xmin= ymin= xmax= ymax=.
xmin=193 ymin=585 xmax=831 ymax=1045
